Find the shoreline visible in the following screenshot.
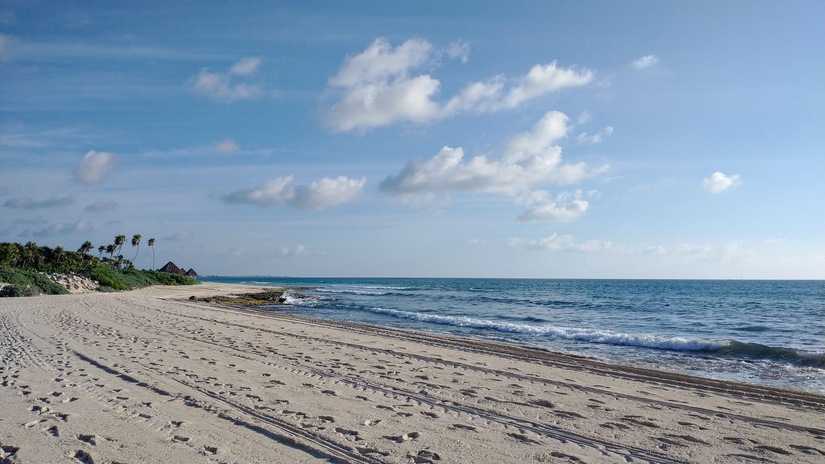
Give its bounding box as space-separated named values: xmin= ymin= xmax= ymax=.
xmin=2 ymin=283 xmax=824 ymax=463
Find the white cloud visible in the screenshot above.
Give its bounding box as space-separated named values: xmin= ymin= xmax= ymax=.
xmin=517 ymin=190 xmax=590 ymax=222
xmin=276 ymin=245 xmax=309 ymax=257
xmin=5 ymin=195 xmax=76 ymax=209
xmin=324 ymin=38 xmax=593 ymax=132
xmin=576 ymin=125 xmax=613 ymax=144
xmin=329 ymin=38 xmax=432 ymax=88
xmin=509 ymin=233 xmax=616 ymax=252
xmin=702 ymin=171 xmax=741 ymax=193
xmin=446 ymin=40 xmax=470 ymax=64
xmin=500 ymin=61 xmax=593 ymax=109
xmin=191 ymin=57 xmax=263 ymax=102
xmin=633 ymin=54 xmax=659 ymax=69
xmin=381 ymin=111 xmax=602 ymax=206
xmin=229 ymin=57 xmax=262 ymax=76
xmin=74 ymin=150 xmax=116 ymax=185
xmin=214 ymin=138 xmax=240 ymax=154
xmin=222 ymin=175 xmax=365 ymax=209
xmin=222 ymin=176 xmax=295 ymax=206
xmin=289 ymin=176 xmax=366 ymax=209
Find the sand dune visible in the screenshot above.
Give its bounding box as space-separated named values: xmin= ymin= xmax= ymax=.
xmin=2 ymin=283 xmax=823 ymax=463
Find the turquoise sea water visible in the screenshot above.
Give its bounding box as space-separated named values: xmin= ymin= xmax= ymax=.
xmin=201 ymin=277 xmax=825 ymax=393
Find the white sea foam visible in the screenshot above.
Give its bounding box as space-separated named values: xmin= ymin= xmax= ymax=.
xmin=363 ymin=306 xmax=727 ymax=352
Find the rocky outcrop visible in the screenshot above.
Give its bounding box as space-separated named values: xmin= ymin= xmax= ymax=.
xmin=45 ymin=273 xmax=100 ymax=293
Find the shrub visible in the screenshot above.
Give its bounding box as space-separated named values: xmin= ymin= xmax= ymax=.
xmin=87 ymin=266 xmax=198 ymax=291
xmin=0 ymin=266 xmax=69 ymax=297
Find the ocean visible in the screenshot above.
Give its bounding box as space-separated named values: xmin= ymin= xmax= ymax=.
xmin=200 ymin=277 xmax=825 ymax=394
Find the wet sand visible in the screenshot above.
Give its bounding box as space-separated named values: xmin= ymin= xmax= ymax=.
xmin=2 ymin=283 xmax=824 ymax=463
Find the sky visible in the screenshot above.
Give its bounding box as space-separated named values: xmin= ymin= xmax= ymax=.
xmin=1 ymin=1 xmax=823 ymax=279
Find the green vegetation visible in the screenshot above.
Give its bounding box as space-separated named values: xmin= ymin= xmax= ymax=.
xmin=90 ymin=266 xmax=197 ymax=292
xmin=0 ymin=266 xmax=69 ymax=297
xmin=0 ymin=237 xmax=197 ymax=297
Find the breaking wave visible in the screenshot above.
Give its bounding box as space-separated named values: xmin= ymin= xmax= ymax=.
xmin=360 ymin=306 xmax=825 ymax=367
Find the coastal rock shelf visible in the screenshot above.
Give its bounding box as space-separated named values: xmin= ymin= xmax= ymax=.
xmin=1 ymin=283 xmax=823 ymax=463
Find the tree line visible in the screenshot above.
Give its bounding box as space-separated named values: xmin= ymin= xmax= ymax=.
xmin=0 ymin=234 xmax=157 ymax=275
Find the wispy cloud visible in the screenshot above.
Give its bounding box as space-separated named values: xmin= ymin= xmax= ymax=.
xmin=164 ymin=231 xmax=194 ymax=242
xmin=576 ymin=126 xmax=613 ymax=144
xmin=632 ymin=54 xmax=659 ymax=69
xmin=74 ymin=150 xmax=116 ymax=185
xmin=222 ymin=175 xmax=366 ymax=210
xmin=0 ymin=33 xmax=15 ymax=61
xmin=702 ymin=171 xmax=741 ymax=193
xmin=5 ymin=195 xmax=76 ymax=209
xmin=214 ymin=138 xmax=240 ymax=154
xmin=191 ymin=57 xmax=264 ymax=102
xmin=324 ymin=38 xmax=593 ymax=132
xmin=18 ymin=219 xmax=93 ymax=237
xmin=85 ymin=201 xmax=118 ymax=212
xmin=509 ymin=233 xmax=617 ymax=252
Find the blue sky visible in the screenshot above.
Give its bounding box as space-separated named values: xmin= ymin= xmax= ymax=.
xmin=1 ymin=1 xmax=823 ymax=278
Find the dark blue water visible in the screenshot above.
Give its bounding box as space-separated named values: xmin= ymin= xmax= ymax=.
xmin=201 ymin=277 xmax=825 ymax=393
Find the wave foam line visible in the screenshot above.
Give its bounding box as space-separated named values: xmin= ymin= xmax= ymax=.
xmin=360 ymin=306 xmax=825 ymax=367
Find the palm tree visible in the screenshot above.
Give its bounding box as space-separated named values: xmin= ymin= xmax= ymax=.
xmin=148 ymin=238 xmax=156 ymax=270
xmin=106 ymin=244 xmax=116 ymax=259
xmin=131 ymin=234 xmax=142 ymax=263
xmin=114 ymin=235 xmax=126 ymax=257
xmin=98 ymin=245 xmax=106 ymax=258
xmin=78 ymin=241 xmax=93 ymax=255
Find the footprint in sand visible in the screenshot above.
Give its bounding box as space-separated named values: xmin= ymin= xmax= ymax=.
xmin=383 ymin=432 xmax=420 ymax=443
xmin=77 ymin=434 xmax=96 ymax=445
xmin=73 ymin=449 xmax=94 ymax=463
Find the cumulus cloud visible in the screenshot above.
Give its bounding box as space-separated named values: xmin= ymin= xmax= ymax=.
xmin=380 ymin=111 xmax=604 ymax=215
xmin=18 ymin=219 xmax=93 ymax=237
xmin=290 ymin=176 xmax=367 ymax=209
xmin=324 ymin=38 xmax=593 ymax=132
xmin=5 ymin=195 xmax=75 ymax=209
xmin=85 ymin=201 xmax=118 ymax=212
xmin=222 ymin=175 xmax=365 ymax=209
xmin=214 ymin=138 xmax=240 ymax=154
xmin=222 ymin=176 xmax=295 ymax=206
xmin=702 ymin=171 xmax=741 ymax=193
xmin=633 ymin=54 xmax=659 ymax=69
xmin=191 ymin=57 xmax=263 ymax=102
xmin=509 ymin=233 xmax=616 ymax=252
xmin=517 ymin=190 xmax=590 ymax=222
xmin=74 ymin=150 xmax=116 ymax=185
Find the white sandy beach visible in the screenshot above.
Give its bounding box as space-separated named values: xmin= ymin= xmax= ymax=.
xmin=1 ymin=283 xmax=824 ymax=463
